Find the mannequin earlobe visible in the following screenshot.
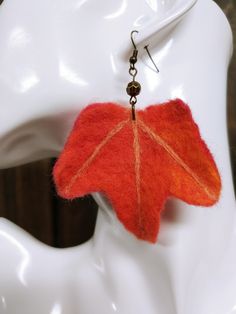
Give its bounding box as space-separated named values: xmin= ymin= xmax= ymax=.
xmin=133 ymin=0 xmax=197 ymax=48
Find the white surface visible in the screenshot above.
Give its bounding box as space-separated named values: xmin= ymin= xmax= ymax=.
xmin=0 ymin=0 xmax=236 ymax=313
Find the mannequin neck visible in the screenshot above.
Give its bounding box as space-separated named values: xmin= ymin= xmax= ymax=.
xmin=91 ymin=191 xmax=235 ymax=263
xmin=92 ymin=193 xmax=155 ymax=253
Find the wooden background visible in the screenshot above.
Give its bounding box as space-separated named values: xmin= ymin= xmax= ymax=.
xmin=0 ymin=0 xmax=235 ymax=248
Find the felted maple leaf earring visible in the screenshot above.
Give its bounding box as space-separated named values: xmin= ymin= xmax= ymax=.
xmin=53 ymin=30 xmax=222 ymax=243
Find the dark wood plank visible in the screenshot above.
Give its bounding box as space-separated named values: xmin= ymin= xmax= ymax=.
xmin=0 ymin=159 xmax=54 ymax=246
xmin=52 ymin=194 xmax=98 ymax=248
xmin=215 ymin=0 xmax=236 ymax=191
xmin=50 ymin=160 xmax=98 ymax=248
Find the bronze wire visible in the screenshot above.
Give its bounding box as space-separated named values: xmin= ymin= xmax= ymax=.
xmin=126 ymin=30 xmax=159 ymax=120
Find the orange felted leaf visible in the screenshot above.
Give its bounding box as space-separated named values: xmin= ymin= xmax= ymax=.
xmin=53 ymin=99 xmax=221 ymax=243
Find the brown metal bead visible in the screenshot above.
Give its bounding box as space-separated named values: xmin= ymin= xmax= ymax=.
xmin=129 ymin=56 xmax=137 ymax=64
xmin=126 ymin=81 xmax=141 ymax=97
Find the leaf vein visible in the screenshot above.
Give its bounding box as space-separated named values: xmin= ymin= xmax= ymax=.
xmin=138 ymin=119 xmax=217 ymax=201
xmin=132 ymin=120 xmax=144 ymax=233
xmin=65 ymin=119 xmax=129 ymax=195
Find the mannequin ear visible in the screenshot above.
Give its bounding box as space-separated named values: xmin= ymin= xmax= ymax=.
xmin=134 ymin=0 xmax=197 ymax=47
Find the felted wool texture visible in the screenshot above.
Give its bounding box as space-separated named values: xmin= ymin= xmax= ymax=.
xmin=53 ymin=99 xmax=221 ymax=243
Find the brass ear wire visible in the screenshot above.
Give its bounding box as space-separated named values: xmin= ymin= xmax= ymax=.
xmin=144 ymin=45 xmax=160 ymax=73
xmin=131 ymin=30 xmax=138 ymax=50
xmin=126 ymin=30 xmax=141 ymax=121
xmin=126 ymin=30 xmax=159 ymax=121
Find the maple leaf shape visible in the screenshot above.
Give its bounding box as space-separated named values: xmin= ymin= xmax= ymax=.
xmin=53 ymin=99 xmax=221 ymax=243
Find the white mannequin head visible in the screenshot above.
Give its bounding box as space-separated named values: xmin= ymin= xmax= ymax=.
xmin=0 ymin=0 xmax=196 ymax=168
xmin=1 ymin=2 xmax=236 ymax=314
xmin=0 ymin=0 xmax=231 ymax=247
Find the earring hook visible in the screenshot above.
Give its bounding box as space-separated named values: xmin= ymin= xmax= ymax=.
xmin=126 ymin=30 xmax=159 ymax=121
xmin=131 ymin=30 xmax=138 ymax=50
xmin=144 ymin=45 xmax=159 ymax=73
xmin=131 ymin=31 xmax=159 ymax=73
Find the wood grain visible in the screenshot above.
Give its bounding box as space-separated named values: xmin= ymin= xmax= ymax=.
xmin=0 ymin=159 xmax=54 ymax=246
